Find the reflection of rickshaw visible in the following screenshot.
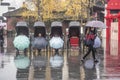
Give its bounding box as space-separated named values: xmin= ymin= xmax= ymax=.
xmin=49 ymin=21 xmax=64 ymax=55
xmin=15 ymin=55 xmax=30 ymax=79
xmin=16 ymin=68 xmax=29 ymax=80
xmin=67 ymin=21 xmax=81 ymax=56
xmin=32 ymin=21 xmax=48 ymax=56
xmin=13 ymin=21 xmax=30 ymax=57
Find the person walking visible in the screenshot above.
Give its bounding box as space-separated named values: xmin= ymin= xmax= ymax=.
xmin=0 ymin=29 xmax=4 ymax=48
xmin=82 ymin=27 xmax=98 ymax=62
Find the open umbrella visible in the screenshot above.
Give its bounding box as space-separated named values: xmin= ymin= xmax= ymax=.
xmin=13 ymin=35 xmax=30 ymax=50
xmin=49 ymin=37 xmax=64 ymax=49
xmin=85 ymin=20 xmax=107 ymax=29
xmin=32 ymin=37 xmax=48 ymax=49
xmin=14 ymin=55 xmax=30 ymax=69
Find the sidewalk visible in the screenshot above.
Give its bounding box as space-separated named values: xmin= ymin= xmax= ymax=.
xmin=1 ymin=35 xmax=120 ymax=80
xmin=98 ymin=37 xmax=120 ymax=80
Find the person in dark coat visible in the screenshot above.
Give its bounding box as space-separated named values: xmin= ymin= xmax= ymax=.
xmin=0 ymin=28 xmax=4 ymax=47
xmin=82 ymin=27 xmax=98 ymax=62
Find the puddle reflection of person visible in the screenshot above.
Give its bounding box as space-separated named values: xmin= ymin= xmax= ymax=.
xmin=82 ymin=27 xmax=98 ymax=62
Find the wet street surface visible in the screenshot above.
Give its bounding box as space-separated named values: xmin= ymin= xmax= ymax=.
xmin=0 ymin=36 xmax=120 ymax=80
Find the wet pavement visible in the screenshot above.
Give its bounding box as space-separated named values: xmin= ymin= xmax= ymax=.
xmin=0 ymin=35 xmax=120 ymax=80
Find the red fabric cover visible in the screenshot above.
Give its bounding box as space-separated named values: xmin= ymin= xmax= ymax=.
xmin=70 ymin=37 xmax=79 ymax=47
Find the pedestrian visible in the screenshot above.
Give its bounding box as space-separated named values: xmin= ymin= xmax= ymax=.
xmin=82 ymin=27 xmax=98 ymax=62
xmin=0 ymin=29 xmax=4 ymax=47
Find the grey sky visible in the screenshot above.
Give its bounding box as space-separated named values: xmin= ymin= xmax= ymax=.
xmin=0 ymin=0 xmax=25 ymax=16
xmin=2 ymin=0 xmax=25 ymax=8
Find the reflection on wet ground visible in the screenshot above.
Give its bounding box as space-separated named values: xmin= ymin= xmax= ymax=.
xmin=0 ymin=54 xmax=16 ymax=80
xmin=0 ymin=36 xmax=120 ymax=80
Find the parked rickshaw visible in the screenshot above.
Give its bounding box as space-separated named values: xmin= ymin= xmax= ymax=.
xmin=31 ymin=21 xmax=48 ymax=56
xmin=49 ymin=21 xmax=64 ymax=55
xmin=13 ymin=21 xmax=30 ymax=79
xmin=67 ymin=21 xmax=81 ymax=56
xmin=13 ymin=21 xmax=30 ymax=57
xmin=31 ymin=21 xmax=48 ymax=77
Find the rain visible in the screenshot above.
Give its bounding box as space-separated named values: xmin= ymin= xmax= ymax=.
xmin=0 ymin=0 xmax=120 ymax=80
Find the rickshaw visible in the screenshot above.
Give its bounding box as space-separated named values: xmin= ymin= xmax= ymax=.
xmin=31 ymin=21 xmax=48 ymax=56
xmin=13 ymin=21 xmax=30 ymax=79
xmin=31 ymin=21 xmax=48 ymax=78
xmin=49 ymin=21 xmax=64 ymax=55
xmin=67 ymin=21 xmax=81 ymax=56
xmin=13 ymin=21 xmax=30 ymax=57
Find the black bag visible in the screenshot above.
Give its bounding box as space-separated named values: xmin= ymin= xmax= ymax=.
xmin=84 ymin=34 xmax=95 ymax=46
xmin=84 ymin=39 xmax=94 ymax=46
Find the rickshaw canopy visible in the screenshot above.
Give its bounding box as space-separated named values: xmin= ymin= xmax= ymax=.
xmin=33 ymin=21 xmax=46 ymax=37
xmin=16 ymin=21 xmax=28 ymax=27
xmin=34 ymin=21 xmax=45 ymax=27
xmin=69 ymin=21 xmax=80 ymax=27
xmin=15 ymin=21 xmax=29 ymax=36
xmin=51 ymin=21 xmax=62 ymax=27
xmin=68 ymin=21 xmax=80 ymax=38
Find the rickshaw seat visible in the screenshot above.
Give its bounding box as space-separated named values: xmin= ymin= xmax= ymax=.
xmin=70 ymin=37 xmax=79 ymax=47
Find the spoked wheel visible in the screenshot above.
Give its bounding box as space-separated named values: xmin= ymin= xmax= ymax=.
xmin=15 ymin=48 xmax=29 ymax=58
xmin=32 ymin=49 xmax=41 ymax=57
xmin=55 ymin=49 xmax=59 ymax=55
xmin=24 ymin=48 xmax=28 ymax=56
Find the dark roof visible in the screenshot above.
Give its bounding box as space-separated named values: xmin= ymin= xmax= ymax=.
xmin=93 ymin=6 xmax=105 ymax=11
xmin=0 ymin=2 xmax=10 ymax=6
